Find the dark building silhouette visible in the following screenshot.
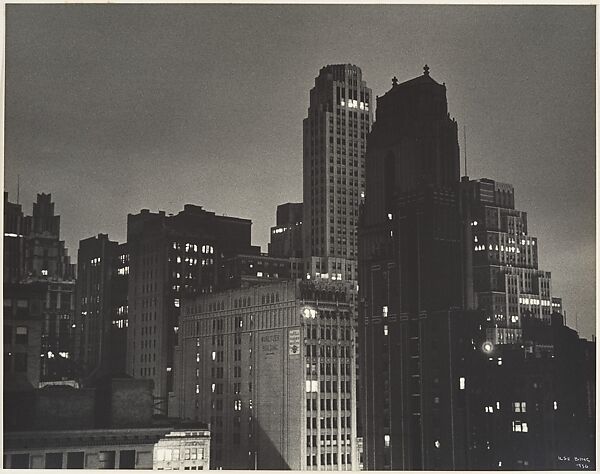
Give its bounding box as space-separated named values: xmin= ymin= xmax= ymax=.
xmin=358 ymin=66 xmax=468 ymax=470
xmin=3 ymin=193 xmax=77 ymax=384
xmin=4 ymin=192 xmax=26 ymax=283
xmin=125 ymin=205 xmax=255 ymax=415
xmin=268 ymin=202 xmax=303 ymax=258
xmin=4 ymin=376 xmax=210 ymax=469
xmin=218 ymin=252 xmax=292 ymax=289
xmin=74 ymin=234 xmax=128 ymax=379
xmin=358 ymin=66 xmax=595 ymax=471
xmin=4 ymin=281 xmax=46 ymax=390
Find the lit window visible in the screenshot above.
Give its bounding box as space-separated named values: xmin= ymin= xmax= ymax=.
xmin=459 ymin=377 xmax=466 ymax=390
xmin=212 ymin=351 xmax=216 ymax=361
xmin=174 ymin=298 xmax=180 ymax=308
xmin=383 ymin=325 xmax=388 ymax=336
xmin=256 ymin=272 xmax=263 ymax=277
xmin=387 ymin=213 xmax=393 ymax=220
xmin=553 ymin=401 xmax=558 ymax=410
xmin=384 ymin=435 xmax=390 ymax=447
xmin=41 ymin=269 xmax=48 ymax=276
xmin=382 ymin=306 xmax=388 ymax=318
xmin=196 ymin=385 xmax=200 ymax=394
xmin=434 ymin=440 xmax=441 ymax=449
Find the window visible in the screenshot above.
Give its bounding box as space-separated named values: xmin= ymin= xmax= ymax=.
xmin=4 ymin=326 xmax=12 ymax=344
xmin=119 ymin=450 xmax=136 ymax=469
xmin=45 ymin=453 xmax=63 ymax=469
xmin=11 ymin=454 xmax=29 ymax=469
xmin=512 ymin=421 xmax=529 ymax=433
xmin=15 ymin=327 xmax=28 ymax=345
xmin=66 ymin=452 xmax=84 ymax=469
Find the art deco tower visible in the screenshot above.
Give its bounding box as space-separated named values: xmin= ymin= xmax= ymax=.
xmin=303 ymin=64 xmax=373 ymax=281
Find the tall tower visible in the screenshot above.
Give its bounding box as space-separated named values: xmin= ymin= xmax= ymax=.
xmin=359 ymin=66 xmax=468 ymax=470
xmin=302 ymin=64 xmax=372 ymax=281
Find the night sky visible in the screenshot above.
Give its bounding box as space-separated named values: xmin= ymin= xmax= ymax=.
xmin=4 ymin=5 xmax=595 ymax=338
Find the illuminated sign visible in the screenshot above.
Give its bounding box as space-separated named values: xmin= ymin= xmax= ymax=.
xmin=302 ymin=306 xmax=317 ymax=319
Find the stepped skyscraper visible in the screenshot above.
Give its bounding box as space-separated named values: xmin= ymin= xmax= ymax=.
xmin=302 ymin=64 xmax=372 ymax=282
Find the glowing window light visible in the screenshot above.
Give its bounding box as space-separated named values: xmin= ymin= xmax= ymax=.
xmin=459 ymin=377 xmax=466 ymax=390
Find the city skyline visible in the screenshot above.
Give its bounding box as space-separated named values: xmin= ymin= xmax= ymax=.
xmin=4 ymin=4 xmax=595 ymax=339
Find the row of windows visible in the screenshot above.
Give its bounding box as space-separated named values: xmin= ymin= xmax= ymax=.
xmin=305 ymin=380 xmax=352 ymax=394
xmin=305 ymin=363 xmax=352 ymax=376
xmin=306 ymin=344 xmax=350 ymax=358
xmin=4 ymin=450 xmax=135 ymax=469
xmin=140 ymin=367 xmax=156 ymax=377
xmin=306 ymin=416 xmax=352 ymax=429
xmin=306 ymin=398 xmax=352 ymax=411
xmin=306 ymin=452 xmax=351 ymax=467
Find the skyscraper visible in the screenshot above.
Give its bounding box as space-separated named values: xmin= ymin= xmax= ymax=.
xmin=303 ymin=64 xmax=372 ymax=282
xmin=465 ymin=178 xmax=556 ymax=344
xmin=74 ymin=234 xmax=128 ymax=379
xmin=126 ymin=205 xmax=255 ymax=414
xmin=358 ymin=66 xmax=469 ymax=470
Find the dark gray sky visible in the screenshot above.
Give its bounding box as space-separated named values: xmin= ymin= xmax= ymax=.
xmin=4 ymin=5 xmax=595 ymax=337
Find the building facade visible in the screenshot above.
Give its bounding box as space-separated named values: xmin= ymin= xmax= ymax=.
xmin=269 ymin=202 xmax=303 ymax=259
xmin=302 ymin=64 xmax=372 ymax=282
xmin=175 ymin=280 xmax=358 ymax=470
xmin=358 ymin=67 xmax=470 ymax=470
xmin=125 ymin=205 xmax=255 ymax=414
xmin=3 ymin=193 xmax=77 ymax=383
xmin=465 ymin=178 xmax=559 ymax=344
xmin=219 ymin=252 xmax=292 ymax=289
xmin=74 ymin=234 xmax=128 ymax=379
xmin=153 ymin=428 xmax=211 ymax=470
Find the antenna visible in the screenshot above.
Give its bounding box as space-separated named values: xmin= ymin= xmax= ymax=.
xmin=463 ymin=125 xmax=468 ymax=177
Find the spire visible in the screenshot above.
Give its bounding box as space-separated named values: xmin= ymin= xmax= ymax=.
xmin=423 ymin=64 xmax=430 ymax=76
